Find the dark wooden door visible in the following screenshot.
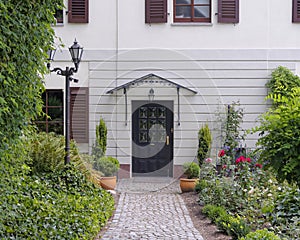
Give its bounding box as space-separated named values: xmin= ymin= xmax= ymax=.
xmin=132 ymin=101 xmax=173 ymax=177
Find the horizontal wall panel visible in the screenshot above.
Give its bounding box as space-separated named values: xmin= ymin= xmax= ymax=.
xmin=89 ymin=61 xmax=295 ymax=71
xmin=89 ymin=69 xmax=271 ymax=80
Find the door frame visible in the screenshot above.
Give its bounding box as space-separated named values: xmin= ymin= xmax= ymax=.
xmin=131 ymin=100 xmax=174 ymax=177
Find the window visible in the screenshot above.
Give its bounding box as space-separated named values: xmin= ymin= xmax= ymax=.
xmin=36 ymin=90 xmax=64 ymax=135
xmin=293 ymin=0 xmax=300 ymax=23
xmin=174 ymin=0 xmax=211 ymax=23
xmin=68 ymin=0 xmax=89 ymax=23
xmin=54 ymin=9 xmax=63 ymax=24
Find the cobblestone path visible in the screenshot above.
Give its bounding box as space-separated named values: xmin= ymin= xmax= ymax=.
xmin=100 ymin=178 xmax=204 ymax=240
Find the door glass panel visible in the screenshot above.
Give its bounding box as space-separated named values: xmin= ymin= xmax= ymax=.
xmin=148 ymin=107 xmax=157 ymax=118
xmin=139 ymin=107 xmax=147 ymax=118
xmin=194 ymin=6 xmax=209 ymax=18
xmin=139 ymin=131 xmax=148 ymax=143
xmin=158 ymin=107 xmax=166 ymax=118
xmin=139 ymin=119 xmax=147 ymax=130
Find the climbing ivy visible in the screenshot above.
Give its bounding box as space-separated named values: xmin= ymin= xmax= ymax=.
xmin=0 ymin=0 xmax=62 ymax=157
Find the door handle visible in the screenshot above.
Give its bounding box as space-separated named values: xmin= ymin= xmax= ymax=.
xmin=166 ymin=136 xmax=169 ymax=145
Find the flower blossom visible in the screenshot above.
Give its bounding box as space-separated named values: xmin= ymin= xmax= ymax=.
xmin=218 ymin=149 xmax=226 ymax=157
xmin=205 ymin=158 xmax=212 ymax=163
xmin=254 ymin=163 xmax=263 ymax=168
xmin=235 ymin=156 xmax=252 ymax=164
xmin=222 ymin=165 xmax=227 ymax=169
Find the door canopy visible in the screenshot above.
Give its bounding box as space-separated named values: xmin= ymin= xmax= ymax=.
xmin=106 ymin=73 xmax=197 ymax=126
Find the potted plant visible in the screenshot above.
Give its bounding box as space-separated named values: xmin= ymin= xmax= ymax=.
xmin=180 ymin=162 xmax=200 ymax=192
xmin=93 ymin=156 xmax=120 ymax=190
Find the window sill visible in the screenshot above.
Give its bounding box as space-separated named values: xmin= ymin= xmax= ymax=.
xmin=171 ymin=23 xmax=213 ymax=26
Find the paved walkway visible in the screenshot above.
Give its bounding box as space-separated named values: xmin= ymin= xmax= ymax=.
xmin=100 ymin=178 xmax=204 ymax=240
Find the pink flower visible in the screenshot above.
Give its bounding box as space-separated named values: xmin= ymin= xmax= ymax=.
xmin=205 ymin=158 xmax=212 ymax=163
xmin=246 ymin=157 xmax=251 ymax=163
xmin=218 ymin=149 xmax=225 ymax=157
xmin=222 ymin=165 xmax=227 ymax=169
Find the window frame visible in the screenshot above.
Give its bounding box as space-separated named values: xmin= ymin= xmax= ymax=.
xmin=35 ymin=90 xmax=64 ymax=135
xmin=173 ymin=0 xmax=211 ymax=23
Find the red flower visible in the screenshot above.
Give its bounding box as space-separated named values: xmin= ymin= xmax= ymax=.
xmin=235 ymin=156 xmax=251 ymax=164
xmin=218 ymin=149 xmax=226 ymax=157
xmin=222 ymin=165 xmax=227 ymax=169
xmin=255 ymin=163 xmax=263 ymax=168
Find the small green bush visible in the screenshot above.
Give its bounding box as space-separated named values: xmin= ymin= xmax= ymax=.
xmin=92 ymin=118 xmax=107 ymax=158
xmin=216 ymin=214 xmax=250 ymax=240
xmin=197 ymin=124 xmax=212 ymax=166
xmin=202 ymin=204 xmax=227 ymax=222
xmin=27 ymin=132 xmax=81 ymax=174
xmin=240 ymin=229 xmax=280 ymax=240
xmin=195 ymin=179 xmax=208 ymax=193
xmin=183 ymin=162 xmax=200 ymax=179
xmin=93 ymin=156 xmax=120 ymax=177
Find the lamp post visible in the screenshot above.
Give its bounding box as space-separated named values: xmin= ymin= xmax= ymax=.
xmin=47 ymin=40 xmax=83 ymax=165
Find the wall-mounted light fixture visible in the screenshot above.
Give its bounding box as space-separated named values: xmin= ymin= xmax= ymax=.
xmin=148 ymin=88 xmax=155 ymax=102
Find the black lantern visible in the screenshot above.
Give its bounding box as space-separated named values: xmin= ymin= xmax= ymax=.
xmin=47 ymin=39 xmax=83 ymax=164
xmin=69 ymin=39 xmax=83 ymax=70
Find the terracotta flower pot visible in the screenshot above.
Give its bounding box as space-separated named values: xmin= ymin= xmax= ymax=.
xmin=179 ymin=178 xmax=198 ymax=192
xmin=100 ymin=176 xmax=117 ymax=190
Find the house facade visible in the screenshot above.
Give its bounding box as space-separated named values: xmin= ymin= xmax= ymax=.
xmin=44 ymin=0 xmax=300 ymax=178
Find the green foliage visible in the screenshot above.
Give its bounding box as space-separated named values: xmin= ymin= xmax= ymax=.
xmin=240 ymin=229 xmax=280 ymax=240
xmin=202 ymin=204 xmax=250 ymax=239
xmin=270 ymin=185 xmax=300 ymax=239
xmin=216 ymin=102 xmax=244 ymax=165
xmin=0 ymin=0 xmax=62 ymax=157
xmin=27 ymin=132 xmax=81 ymax=174
xmin=266 ymin=66 xmax=300 ymax=103
xmin=92 ymin=118 xmax=107 ymax=158
xmin=254 ymin=87 xmax=300 ymax=186
xmin=216 ymin=214 xmax=250 ymax=240
xmin=223 ymin=102 xmax=244 ymax=161
xmin=202 ymin=204 xmax=227 ymax=222
xmin=93 ymin=156 xmax=120 ymax=177
xmin=183 ymin=162 xmax=200 ymax=179
xmin=197 ymin=124 xmax=212 ymax=166
xmin=0 ymin=163 xmax=114 ymax=239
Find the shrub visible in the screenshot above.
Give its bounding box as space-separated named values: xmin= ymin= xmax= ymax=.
xmin=197 ymin=124 xmax=212 ymax=166
xmin=216 ymin=214 xmax=250 ymax=240
xmin=202 ymin=204 xmax=227 ymax=222
xmin=93 ymin=156 xmax=120 ymax=177
xmin=183 ymin=162 xmax=200 ymax=179
xmin=254 ymin=87 xmax=300 ymax=186
xmin=240 ymin=229 xmax=280 ymax=240
xmin=0 ymin=162 xmax=115 ymax=239
xmin=92 ymin=118 xmax=107 ymax=158
xmin=266 ymin=66 xmax=300 ymax=102
xmin=27 ymin=132 xmax=81 ymax=174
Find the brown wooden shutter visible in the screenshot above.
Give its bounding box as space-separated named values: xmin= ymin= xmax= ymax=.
xmin=68 ymin=0 xmax=89 ymax=23
xmin=145 ymin=0 xmax=167 ymax=23
xmin=293 ymin=0 xmax=300 ymax=22
xmin=218 ymin=0 xmax=239 ymax=23
xmin=70 ymin=88 xmax=89 ymax=143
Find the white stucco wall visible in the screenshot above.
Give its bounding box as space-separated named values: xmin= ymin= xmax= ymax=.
xmin=44 ymin=0 xmax=300 ymax=174
xmin=53 ymin=0 xmax=300 ymax=50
